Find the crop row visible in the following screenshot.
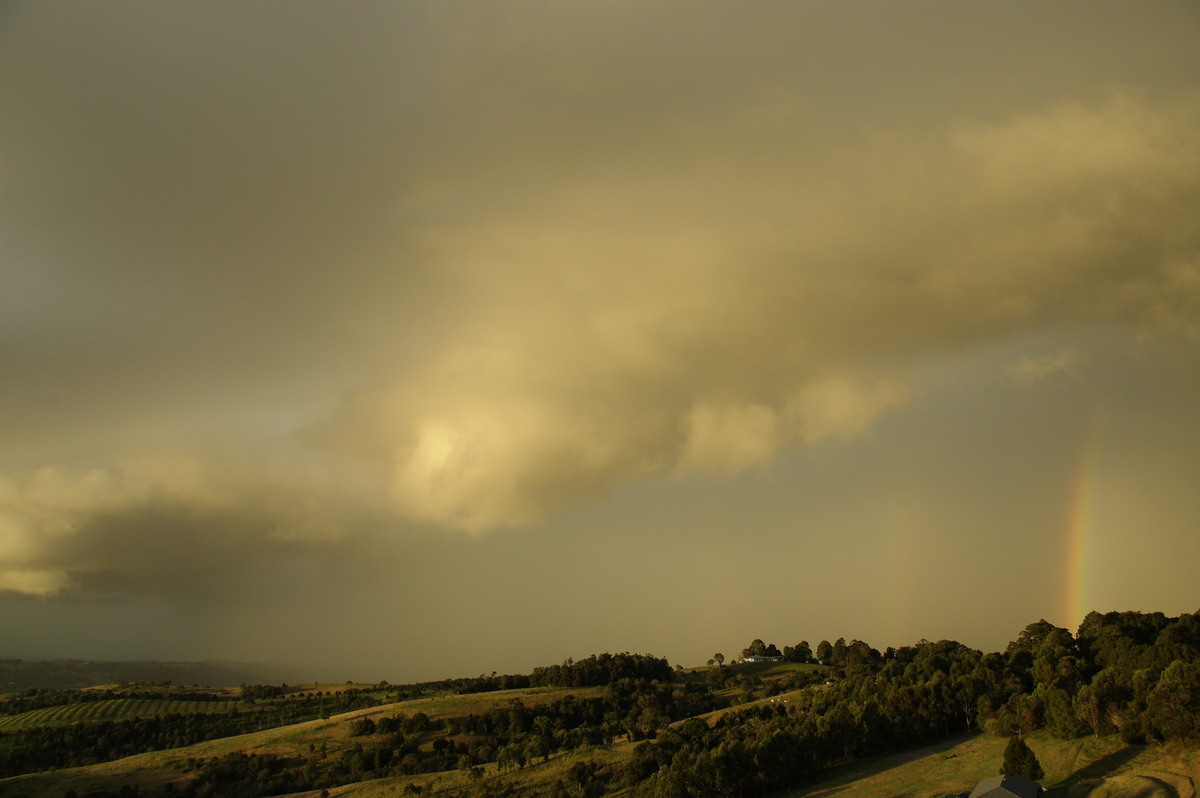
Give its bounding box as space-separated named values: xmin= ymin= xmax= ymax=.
xmin=0 ymin=698 xmax=243 ymax=732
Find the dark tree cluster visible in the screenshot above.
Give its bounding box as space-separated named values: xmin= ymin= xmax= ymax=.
xmin=630 ymin=611 xmax=1200 ymax=797
xmin=529 ymin=654 xmax=674 ymax=688
xmin=739 ymin=640 xmax=782 ymax=659
xmin=548 ymin=759 xmax=611 ymax=798
xmin=425 ymin=673 xmax=533 ymax=695
xmin=1001 ymin=735 xmax=1044 ymax=781
xmin=737 ymin=637 xmax=880 ymax=666
xmin=356 ymin=652 xmax=671 ymax=701
xmin=319 ymin=680 xmax=713 ymax=785
xmin=176 ymin=752 xmax=303 ymax=797
xmin=448 ymin=679 xmax=715 ymax=754
xmin=238 ymin=684 xmax=290 ymax=700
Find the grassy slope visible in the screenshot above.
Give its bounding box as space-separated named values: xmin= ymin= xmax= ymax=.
xmin=4 ymin=670 xmax=1198 ymax=798
xmin=326 ymin=744 xmax=640 ymax=798
xmin=238 ymin=728 xmax=1200 ymax=798
xmin=784 ymin=732 xmax=1200 ymax=798
xmin=0 ymin=685 xmax=605 ymax=798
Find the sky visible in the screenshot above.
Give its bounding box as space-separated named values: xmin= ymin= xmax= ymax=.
xmin=2 ymin=1 xmax=1199 ymax=683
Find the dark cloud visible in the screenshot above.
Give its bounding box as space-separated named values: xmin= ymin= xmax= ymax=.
xmin=1 ymin=1 xmax=1198 ymax=675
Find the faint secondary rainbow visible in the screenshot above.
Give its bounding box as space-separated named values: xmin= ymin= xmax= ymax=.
xmin=1062 ymin=408 xmax=1104 ymax=633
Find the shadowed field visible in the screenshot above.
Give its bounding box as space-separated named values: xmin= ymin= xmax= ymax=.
xmin=783 ymin=733 xmax=1200 ymax=798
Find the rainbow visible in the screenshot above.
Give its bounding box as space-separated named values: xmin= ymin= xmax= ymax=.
xmin=1062 ymin=408 xmax=1104 ymax=634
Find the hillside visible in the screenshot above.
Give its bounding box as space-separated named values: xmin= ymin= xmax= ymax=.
xmin=786 ymin=732 xmax=1200 ymax=797
xmin=5 ymin=683 xmax=1198 ymax=798
xmin=2 ymin=611 xmax=1199 ymax=797
xmin=0 ymin=685 xmax=612 ymax=798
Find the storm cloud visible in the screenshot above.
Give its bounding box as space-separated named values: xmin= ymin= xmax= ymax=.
xmin=315 ymin=90 xmax=1200 ymax=530
xmin=2 ymin=1 xmax=1198 ymax=677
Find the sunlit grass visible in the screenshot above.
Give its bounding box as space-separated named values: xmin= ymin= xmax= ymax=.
xmin=783 ymin=731 xmax=1200 ymax=798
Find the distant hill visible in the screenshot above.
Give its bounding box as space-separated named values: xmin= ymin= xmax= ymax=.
xmin=0 ymin=659 xmax=302 ymax=691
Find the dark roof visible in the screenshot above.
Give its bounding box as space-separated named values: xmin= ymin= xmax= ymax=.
xmin=968 ymin=774 xmax=1042 ymax=798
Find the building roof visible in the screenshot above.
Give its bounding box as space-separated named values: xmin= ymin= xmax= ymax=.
xmin=968 ymin=774 xmax=1042 ymax=798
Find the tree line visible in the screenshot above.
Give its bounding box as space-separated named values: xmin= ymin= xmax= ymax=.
xmin=635 ymin=610 xmax=1200 ymax=796
xmin=729 ymin=636 xmax=882 ymax=666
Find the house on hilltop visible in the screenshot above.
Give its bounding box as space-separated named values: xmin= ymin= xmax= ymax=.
xmin=968 ymin=774 xmax=1043 ymax=798
xmin=739 ymin=655 xmax=784 ymax=663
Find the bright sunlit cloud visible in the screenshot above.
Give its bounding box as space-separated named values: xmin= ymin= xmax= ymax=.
xmin=1 ymin=0 xmax=1198 ymax=679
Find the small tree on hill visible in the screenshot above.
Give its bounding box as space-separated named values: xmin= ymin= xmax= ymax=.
xmin=1001 ymin=735 xmax=1044 ymax=781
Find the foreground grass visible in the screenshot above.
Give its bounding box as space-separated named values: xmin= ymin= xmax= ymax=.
xmin=784 ymin=732 xmax=1200 ymax=798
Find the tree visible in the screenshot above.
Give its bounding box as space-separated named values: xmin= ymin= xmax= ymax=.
xmin=742 ymin=640 xmax=767 ymax=659
xmin=1007 ymin=620 xmax=1067 ymax=659
xmin=351 ymin=717 xmax=377 ymax=735
xmin=1145 ymin=660 xmax=1200 ymax=739
xmin=713 ymin=653 xmax=725 ymax=667
xmin=1042 ymin=687 xmax=1085 ymax=739
xmin=525 ymin=735 xmax=550 ymax=764
xmin=1000 ymin=735 xmax=1044 ymax=781
xmin=705 ymin=666 xmax=730 ymax=688
xmin=816 ymin=641 xmax=833 ymax=664
xmin=498 ymin=741 xmax=526 ymax=772
xmin=565 ymin=760 xmax=606 ymax=798
xmin=1073 ymin=667 xmax=1124 ymax=735
xmin=845 ymin=640 xmax=878 ymax=666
